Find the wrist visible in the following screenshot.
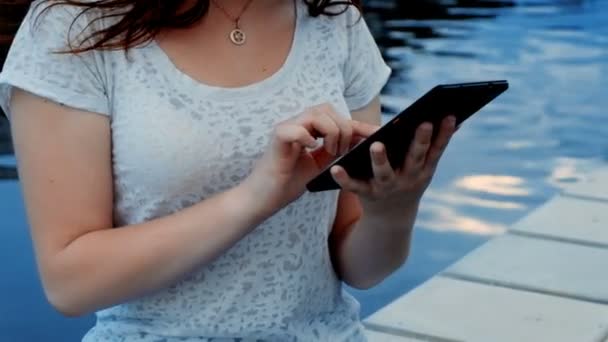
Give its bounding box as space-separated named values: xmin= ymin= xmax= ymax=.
xmin=360 ymin=197 xmax=421 ymax=226
xmin=235 ymin=178 xmax=281 ymax=222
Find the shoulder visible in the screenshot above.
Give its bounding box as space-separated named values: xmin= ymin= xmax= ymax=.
xmin=25 ymin=0 xmax=112 ymax=48
xmin=302 ymin=3 xmax=363 ymax=31
xmin=28 ymin=0 xmax=93 ymax=28
xmin=299 ymin=4 xmax=363 ymax=56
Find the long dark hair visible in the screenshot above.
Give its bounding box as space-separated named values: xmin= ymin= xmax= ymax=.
xmin=33 ymin=0 xmax=361 ymax=53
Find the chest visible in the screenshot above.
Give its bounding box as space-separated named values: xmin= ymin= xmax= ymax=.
xmin=155 ymin=11 xmax=296 ymax=89
xmin=106 ymin=40 xmax=350 ymax=201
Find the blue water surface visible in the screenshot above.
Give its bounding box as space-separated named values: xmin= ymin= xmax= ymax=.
xmin=348 ymin=0 xmax=608 ymax=316
xmin=1 ymin=0 xmax=607 ymax=339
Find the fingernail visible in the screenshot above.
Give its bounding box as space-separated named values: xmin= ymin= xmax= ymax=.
xmin=371 ymin=144 xmax=385 ymax=163
xmin=330 ymin=166 xmax=341 ymax=177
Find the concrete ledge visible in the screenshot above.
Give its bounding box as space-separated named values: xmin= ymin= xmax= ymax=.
xmin=366 ymin=165 xmax=608 ymax=341
xmin=511 ymin=194 xmax=608 ymax=247
xmin=365 ymin=329 xmax=426 ymax=342
xmin=561 ymin=168 xmax=608 ymax=201
xmin=365 ymin=277 xmax=608 ymax=342
xmin=444 ymin=234 xmax=608 ymax=304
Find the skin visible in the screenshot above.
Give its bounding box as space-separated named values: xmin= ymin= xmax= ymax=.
xmin=8 ymin=0 xmax=455 ymax=317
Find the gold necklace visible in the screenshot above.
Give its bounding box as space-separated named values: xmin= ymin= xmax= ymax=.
xmin=210 ymin=0 xmax=255 ymax=46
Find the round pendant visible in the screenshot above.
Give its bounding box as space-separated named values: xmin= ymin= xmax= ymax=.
xmin=230 ymin=29 xmax=246 ymax=46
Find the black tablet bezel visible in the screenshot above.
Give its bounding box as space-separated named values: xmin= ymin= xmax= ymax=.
xmin=305 ymin=80 xmax=509 ymax=192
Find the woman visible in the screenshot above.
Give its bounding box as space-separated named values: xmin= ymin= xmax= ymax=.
xmin=0 ymin=0 xmax=456 ymax=340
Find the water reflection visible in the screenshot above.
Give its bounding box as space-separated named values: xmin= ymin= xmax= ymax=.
xmin=0 ymin=117 xmax=10 ymax=149
xmin=412 ymin=174 xmax=530 ymax=237
xmin=547 ymin=157 xmax=596 ymax=185
xmin=0 ymin=117 xmax=15 ymax=179
xmin=454 ymin=174 xmax=530 ymax=196
xmin=363 ymin=0 xmax=517 ymax=81
xmin=418 ymin=203 xmax=508 ymax=235
xmin=425 ymin=190 xmax=526 ymax=210
xmin=0 ymin=167 xmax=17 ymax=179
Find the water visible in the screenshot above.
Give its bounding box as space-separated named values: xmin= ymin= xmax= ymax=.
xmin=1 ymin=0 xmax=607 ymax=339
xmin=0 ymin=154 xmax=16 ymax=166
xmin=348 ymin=0 xmax=608 ymax=317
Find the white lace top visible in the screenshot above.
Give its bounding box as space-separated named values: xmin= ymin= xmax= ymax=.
xmin=0 ymin=1 xmax=391 ymax=341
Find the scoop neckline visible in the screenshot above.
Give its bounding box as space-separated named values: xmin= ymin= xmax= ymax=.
xmin=148 ymin=0 xmax=304 ymax=101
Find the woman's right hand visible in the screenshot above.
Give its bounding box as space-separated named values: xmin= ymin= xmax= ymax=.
xmin=242 ymin=103 xmax=379 ymax=215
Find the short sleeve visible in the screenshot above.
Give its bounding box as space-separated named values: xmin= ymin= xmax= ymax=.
xmin=342 ymin=7 xmax=392 ymax=111
xmin=0 ymin=1 xmax=110 ymax=119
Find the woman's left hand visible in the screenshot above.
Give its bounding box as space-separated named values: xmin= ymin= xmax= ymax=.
xmin=330 ymin=115 xmax=457 ymax=216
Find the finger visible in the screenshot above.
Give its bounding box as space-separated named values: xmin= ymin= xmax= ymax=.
xmin=330 ymin=165 xmax=372 ymax=194
xmin=298 ymin=111 xmax=341 ymax=156
xmin=404 ymin=122 xmax=433 ymax=174
xmin=317 ymin=104 xmax=354 ymax=155
xmin=274 ymin=124 xmax=317 ymax=154
xmin=336 ymin=118 xmax=353 ymax=156
xmin=309 ymin=147 xmax=336 ymax=168
xmin=349 ymin=135 xmax=366 ymax=149
xmin=370 ymin=142 xmax=396 ymax=186
xmin=426 ymin=116 xmax=456 ymax=170
xmin=351 ymin=120 xmax=380 ymax=139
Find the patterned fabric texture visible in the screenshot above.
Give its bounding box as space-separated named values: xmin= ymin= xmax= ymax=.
xmin=0 ymin=1 xmax=391 ymax=340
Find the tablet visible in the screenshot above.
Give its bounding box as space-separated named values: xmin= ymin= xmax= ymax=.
xmin=306 ymin=80 xmax=509 ymax=192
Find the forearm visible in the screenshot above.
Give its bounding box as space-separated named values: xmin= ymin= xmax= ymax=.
xmin=45 ymin=183 xmax=270 ymax=316
xmin=332 ymin=200 xmax=420 ymax=289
